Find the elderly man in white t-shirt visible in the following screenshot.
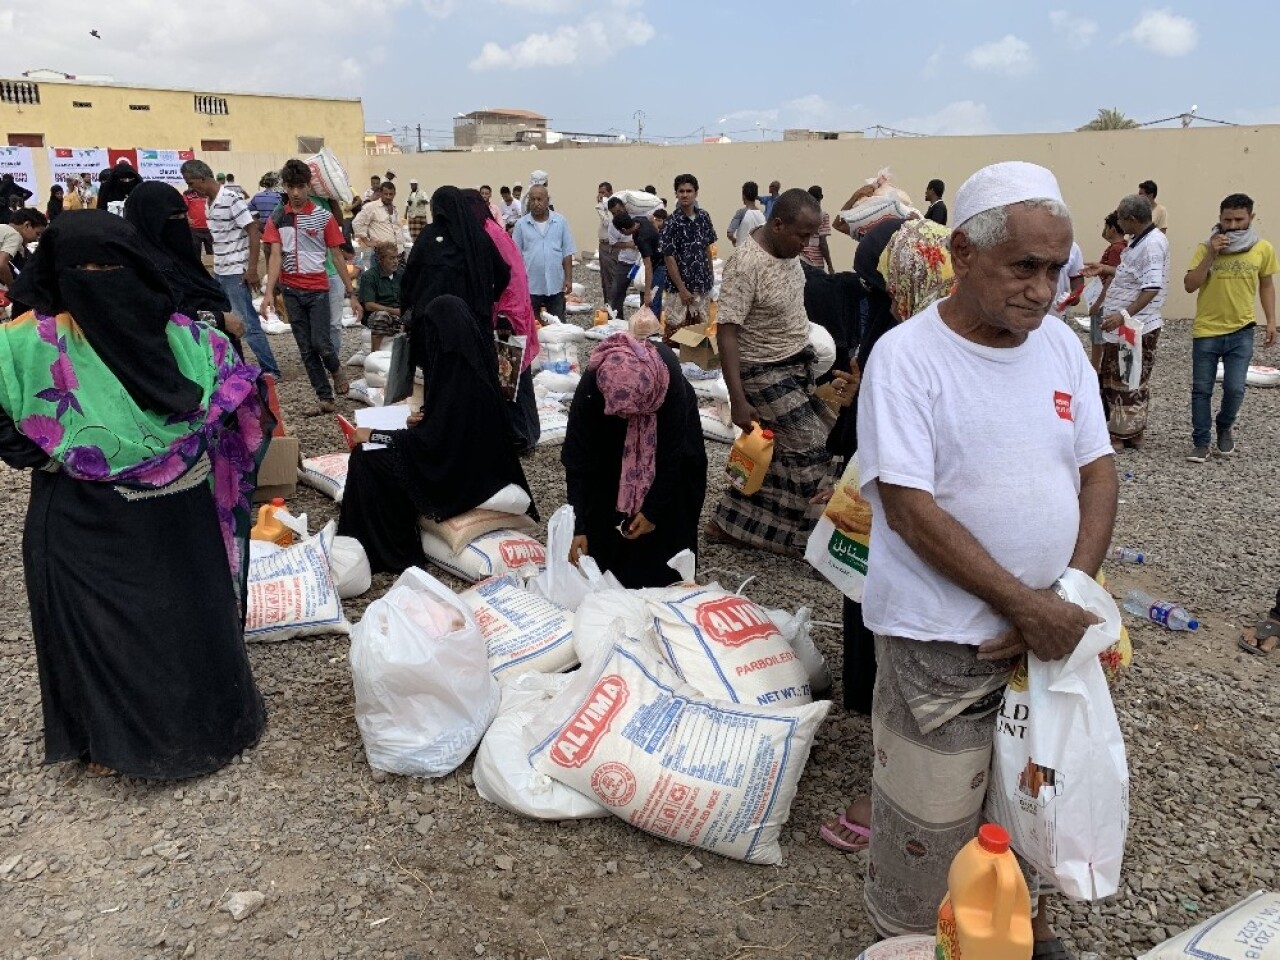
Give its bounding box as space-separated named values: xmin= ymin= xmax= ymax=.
xmin=856 ymin=162 xmax=1117 ymax=951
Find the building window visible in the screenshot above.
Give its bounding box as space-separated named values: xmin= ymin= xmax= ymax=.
xmin=297 ymin=136 xmax=325 ymax=154
xmin=7 ymin=134 xmax=45 ymax=148
xmin=194 ymin=95 xmax=229 ymax=116
xmin=0 ymin=81 xmax=39 ymax=105
xmin=73 ymin=101 xmax=93 ymax=109
xmin=129 ymin=104 xmax=150 ymax=111
xmin=201 ymin=139 xmax=231 ymax=152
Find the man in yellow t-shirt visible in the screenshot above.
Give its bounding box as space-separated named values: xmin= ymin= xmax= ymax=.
xmin=1183 ymin=192 xmax=1277 ymax=462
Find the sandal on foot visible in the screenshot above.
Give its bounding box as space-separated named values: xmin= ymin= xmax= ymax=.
xmin=1239 ymin=619 xmax=1280 ymax=657
xmin=1032 ymin=938 xmax=1072 ymax=960
xmin=819 ymin=814 xmax=871 ymax=853
xmin=85 ymin=762 xmax=118 ymax=778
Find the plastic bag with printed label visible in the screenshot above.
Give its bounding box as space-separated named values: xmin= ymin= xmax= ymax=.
xmin=984 ymin=568 xmax=1129 ymax=900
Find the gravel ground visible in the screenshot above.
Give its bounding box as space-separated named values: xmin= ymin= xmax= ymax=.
xmin=0 ymin=314 xmax=1276 ymax=960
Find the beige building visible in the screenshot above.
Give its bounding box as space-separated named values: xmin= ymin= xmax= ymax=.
xmin=453 ymin=108 xmax=548 ymax=149
xmin=0 ymin=73 xmax=364 ymax=156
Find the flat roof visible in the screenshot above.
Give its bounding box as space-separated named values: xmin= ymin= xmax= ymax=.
xmin=4 ymin=75 xmax=360 ymax=104
xmin=463 ymin=108 xmax=547 ymax=121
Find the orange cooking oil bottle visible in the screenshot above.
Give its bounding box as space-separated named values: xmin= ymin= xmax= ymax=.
xmin=936 ymin=824 xmax=1033 ymax=960
xmin=725 ymin=424 xmax=774 ymax=495
xmin=251 ymin=498 xmax=294 ymax=547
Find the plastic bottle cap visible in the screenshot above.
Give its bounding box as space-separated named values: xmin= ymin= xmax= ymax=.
xmin=1187 ymin=620 xmax=1200 ymax=631
xmin=977 ymin=823 xmax=1010 ymax=855
xmin=271 ymin=497 xmax=285 ymax=507
xmin=761 ymin=429 xmax=774 ymax=440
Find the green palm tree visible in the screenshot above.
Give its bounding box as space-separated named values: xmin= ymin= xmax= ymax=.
xmin=1077 ymin=108 xmax=1140 ymax=131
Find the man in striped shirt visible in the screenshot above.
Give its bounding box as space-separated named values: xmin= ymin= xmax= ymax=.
xmin=260 ymin=159 xmax=361 ymax=413
xmin=182 ymin=158 xmax=280 ymax=378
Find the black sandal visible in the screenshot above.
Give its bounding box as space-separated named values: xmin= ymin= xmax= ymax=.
xmin=1032 ymin=938 xmax=1073 ymax=960
xmin=1239 ymin=619 xmax=1280 ymax=657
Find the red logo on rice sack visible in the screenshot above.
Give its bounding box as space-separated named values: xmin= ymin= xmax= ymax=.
xmin=500 ymin=538 xmax=545 ymax=567
xmin=1054 ymin=391 xmax=1073 ymax=421
xmin=694 ymin=596 xmax=780 ymax=648
xmin=549 ymin=674 xmax=628 ymax=769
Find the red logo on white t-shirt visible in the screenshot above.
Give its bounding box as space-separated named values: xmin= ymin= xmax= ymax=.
xmin=1054 ymin=391 xmax=1073 ymax=421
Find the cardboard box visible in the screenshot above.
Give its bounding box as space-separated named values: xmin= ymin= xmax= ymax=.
xmin=253 ymin=435 xmax=300 ymax=503
xmin=671 ymin=323 xmax=719 ymax=370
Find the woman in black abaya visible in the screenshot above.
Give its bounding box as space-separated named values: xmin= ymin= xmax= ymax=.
xmin=338 ymin=294 xmax=537 ymax=573
xmin=124 ymin=181 xmax=232 ymax=323
xmin=0 ymin=212 xmax=269 ymax=781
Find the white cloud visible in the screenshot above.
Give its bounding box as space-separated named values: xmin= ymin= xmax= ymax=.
xmin=891 ymin=101 xmax=999 ymax=136
xmin=420 ymin=0 xmax=457 ymax=16
xmin=1125 ymin=8 xmax=1198 ymax=56
xmin=1049 ymin=10 xmax=1098 ymax=48
xmin=469 ymin=0 xmax=654 ymax=70
xmin=718 ymin=95 xmax=871 ymax=135
xmin=965 ymin=35 xmax=1035 ymax=76
xmin=495 ymin=0 xmax=582 ymax=11
xmin=0 ymin=1 xmax=410 ymax=96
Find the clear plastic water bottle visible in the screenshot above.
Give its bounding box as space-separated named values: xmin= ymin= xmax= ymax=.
xmin=1123 ymin=589 xmax=1199 ymax=631
xmin=545 ymin=342 xmax=571 ymax=375
xmin=1106 ymin=545 xmax=1145 ymax=564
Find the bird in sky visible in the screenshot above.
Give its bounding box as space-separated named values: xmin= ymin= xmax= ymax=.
xmin=89 ymin=30 xmax=101 ymax=39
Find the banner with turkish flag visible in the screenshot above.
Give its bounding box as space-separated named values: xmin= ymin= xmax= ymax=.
xmin=137 ymin=149 xmax=194 ymax=190
xmin=48 ymin=147 xmax=110 ymax=187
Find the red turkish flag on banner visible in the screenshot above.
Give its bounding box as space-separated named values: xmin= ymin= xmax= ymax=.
xmin=54 ymin=148 xmax=73 ymax=158
xmin=177 ymin=149 xmax=195 ymax=161
xmin=107 ymin=148 xmax=138 ymax=169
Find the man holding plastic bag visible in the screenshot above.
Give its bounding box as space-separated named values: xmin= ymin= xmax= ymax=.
xmin=855 ymin=162 xmax=1120 ymax=952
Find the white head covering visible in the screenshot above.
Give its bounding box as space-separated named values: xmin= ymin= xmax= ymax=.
xmin=953 ymin=161 xmax=1064 ymax=227
xmin=529 ymin=169 xmax=549 ymax=187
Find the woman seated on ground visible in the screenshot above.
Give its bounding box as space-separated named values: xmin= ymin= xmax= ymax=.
xmin=461 ymin=188 xmax=541 ymax=451
xmin=0 ymin=211 xmax=271 ymax=780
xmin=820 ymin=217 xmax=954 ymax=853
xmin=562 ymin=332 xmax=706 ymax=588
xmin=123 ymin=180 xmax=245 ymax=341
xmin=339 ymin=294 xmax=536 ymax=574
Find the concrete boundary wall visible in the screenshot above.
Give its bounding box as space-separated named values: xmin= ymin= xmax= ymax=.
xmin=32 ymin=126 xmax=1280 ymax=317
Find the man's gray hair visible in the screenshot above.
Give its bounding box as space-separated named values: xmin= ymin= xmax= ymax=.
xmin=1116 ymin=194 xmax=1153 ymax=224
xmin=180 ymin=158 xmax=214 ymax=181
xmin=954 ymin=198 xmax=1073 ymax=250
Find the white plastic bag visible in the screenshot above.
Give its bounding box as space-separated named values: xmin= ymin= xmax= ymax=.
xmin=349 ymin=567 xmax=500 ymax=777
xmin=805 ymin=454 xmax=870 ymax=602
xmin=473 ymin=672 xmax=610 ymax=821
xmin=477 ymin=484 xmax=533 ymax=517
xmin=527 ymin=505 xmax=623 ymax=611
xmin=984 ymin=568 xmax=1129 ymax=900
xmin=1117 ymin=314 xmax=1143 ymax=391
xmin=765 ymin=606 xmax=832 ymax=697
xmin=330 ymin=535 xmax=372 ymax=599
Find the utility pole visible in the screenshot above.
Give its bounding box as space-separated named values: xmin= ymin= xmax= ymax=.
xmin=634 ymin=110 xmax=645 ymax=144
xmin=416 ymin=124 xmax=423 ymax=152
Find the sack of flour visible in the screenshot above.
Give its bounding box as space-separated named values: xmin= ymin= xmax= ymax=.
xmin=298 ymin=452 xmax=349 ymax=503
xmin=420 ymin=528 xmax=547 ymax=584
xmin=473 ymin=672 xmax=610 ymax=821
xmin=528 ymin=641 xmax=830 ymax=864
xmin=245 ymin=523 xmax=349 ymax=642
xmin=1137 ymin=892 xmax=1280 ymax=960
xmin=349 ymin=567 xmax=499 ymax=777
xmin=647 ymin=585 xmax=812 ymax=706
xmin=985 ymin=568 xmax=1129 ymax=901
xmin=459 ymin=575 xmax=576 ymax=676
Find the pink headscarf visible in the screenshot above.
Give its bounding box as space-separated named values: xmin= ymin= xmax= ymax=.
xmin=587 ymin=333 xmax=670 ymax=517
xmin=483 ymin=218 xmax=539 ymax=368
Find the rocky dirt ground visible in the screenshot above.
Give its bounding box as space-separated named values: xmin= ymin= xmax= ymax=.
xmin=0 ymin=314 xmax=1276 ymax=960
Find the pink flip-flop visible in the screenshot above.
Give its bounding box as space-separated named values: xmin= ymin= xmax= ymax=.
xmin=820 ymin=815 xmax=871 ymax=853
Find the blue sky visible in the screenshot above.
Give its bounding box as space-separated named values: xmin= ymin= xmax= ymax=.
xmin=10 ymin=1 xmax=1280 ymax=144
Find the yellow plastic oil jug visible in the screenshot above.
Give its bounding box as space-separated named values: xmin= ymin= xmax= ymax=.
xmin=251 ymin=498 xmax=294 ymax=547
xmin=725 ymin=424 xmax=774 ymax=495
xmin=936 ymin=824 xmax=1033 ymax=960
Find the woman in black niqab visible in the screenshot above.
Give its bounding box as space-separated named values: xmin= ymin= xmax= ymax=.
xmin=123 ymin=182 xmax=232 ymax=323
xmin=96 ymin=162 xmax=141 ymax=209
xmin=9 ymin=209 xmax=202 ymax=417
xmin=401 ymin=186 xmax=510 ymax=371
xmin=338 ymin=294 xmax=537 ymax=573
